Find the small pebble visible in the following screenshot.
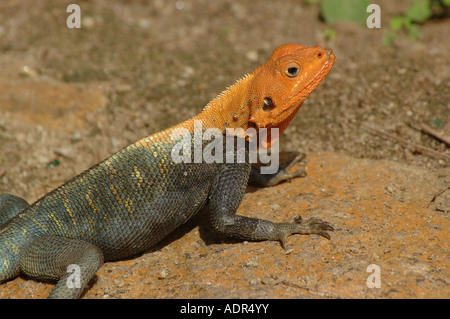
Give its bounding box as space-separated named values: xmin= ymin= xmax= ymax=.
xmin=158 ymin=268 xmax=169 ymax=279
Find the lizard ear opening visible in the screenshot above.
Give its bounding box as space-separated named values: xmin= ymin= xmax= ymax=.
xmin=262 ymin=97 xmax=275 ymax=112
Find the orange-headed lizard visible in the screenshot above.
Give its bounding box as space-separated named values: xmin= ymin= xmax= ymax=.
xmin=0 ymin=44 xmax=336 ymax=298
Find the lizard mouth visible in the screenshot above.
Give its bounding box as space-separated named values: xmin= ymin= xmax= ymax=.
xmin=285 ymin=49 xmax=335 ymax=111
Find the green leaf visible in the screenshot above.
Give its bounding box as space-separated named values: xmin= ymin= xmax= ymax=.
xmin=46 ymin=159 xmax=60 ymax=168
xmin=406 ymin=0 xmax=432 ymax=23
xmin=322 ymin=27 xmax=337 ymax=40
xmin=220 ymin=25 xmax=233 ymax=35
xmin=321 ymin=0 xmax=371 ymax=26
xmin=408 ymin=24 xmax=421 ymax=39
xmin=390 ymin=16 xmax=408 ymax=30
xmin=383 ymin=30 xmax=397 ymax=46
xmin=432 ymin=118 xmax=444 ymax=128
xmin=442 ymin=0 xmax=450 ymax=6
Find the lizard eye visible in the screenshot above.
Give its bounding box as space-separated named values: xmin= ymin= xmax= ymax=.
xmin=284 ymin=62 xmax=301 ymax=78
xmin=262 ymin=97 xmax=274 ymax=111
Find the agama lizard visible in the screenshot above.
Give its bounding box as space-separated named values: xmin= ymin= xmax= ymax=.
xmin=0 ymin=44 xmax=336 ymax=298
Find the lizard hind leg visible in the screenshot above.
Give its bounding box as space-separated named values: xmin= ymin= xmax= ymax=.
xmin=19 ymin=235 xmax=104 ymax=299
xmin=0 ymin=194 xmax=29 ymax=227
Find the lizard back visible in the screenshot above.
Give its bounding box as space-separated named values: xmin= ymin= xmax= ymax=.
xmin=0 ymin=135 xmax=218 ymax=262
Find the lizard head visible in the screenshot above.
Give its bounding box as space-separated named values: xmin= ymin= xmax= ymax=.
xmin=247 ymin=44 xmax=335 ymax=148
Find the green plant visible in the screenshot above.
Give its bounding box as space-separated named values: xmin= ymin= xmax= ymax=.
xmin=384 ymin=0 xmax=450 ymax=45
xmin=320 ymin=0 xmax=371 ymax=26
xmin=316 ymin=0 xmax=371 ymax=41
xmin=322 ymin=27 xmax=337 ymax=40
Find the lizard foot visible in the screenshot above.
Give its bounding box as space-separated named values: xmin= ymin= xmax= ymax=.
xmin=278 ymin=215 xmax=334 ymax=249
xmin=278 ymin=152 xmax=307 ymax=182
xmin=251 ymin=152 xmax=307 ymax=187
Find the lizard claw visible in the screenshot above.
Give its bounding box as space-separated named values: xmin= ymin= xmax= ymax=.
xmin=288 ymin=215 xmax=303 ymax=224
xmin=284 ymin=153 xmax=306 ymax=171
xmin=277 ymin=215 xmax=334 ymax=248
xmin=280 ymin=153 xmax=307 ymax=182
xmin=270 ymin=153 xmax=307 ymax=186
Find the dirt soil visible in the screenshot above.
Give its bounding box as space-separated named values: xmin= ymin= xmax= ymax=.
xmin=0 ymin=0 xmax=448 ymax=299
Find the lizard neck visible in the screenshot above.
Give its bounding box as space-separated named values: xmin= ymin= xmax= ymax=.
xmin=193 ymin=73 xmax=254 ymax=131
xmin=136 ymin=73 xmax=255 ymax=148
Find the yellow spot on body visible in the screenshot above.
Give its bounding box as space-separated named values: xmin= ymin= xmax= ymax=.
xmin=124 ymin=200 xmax=133 ymax=214
xmin=87 ymin=218 xmax=96 ymax=234
xmin=63 ymin=194 xmax=77 ymax=226
xmin=3 ymin=240 xmax=19 ymax=256
xmin=103 ymin=214 xmax=110 ymax=226
xmin=3 ymin=259 xmax=10 ymax=270
xmin=31 ymin=217 xmax=47 ymax=232
xmin=20 ymin=226 xmax=28 ymax=237
xmin=109 ymin=184 xmax=133 ymax=215
xmin=133 ymin=167 xmax=141 ymax=178
xmin=10 ymin=243 xmax=19 ymax=254
xmin=49 ymin=213 xmax=62 ymax=228
xmin=86 ymin=189 xmax=101 ymax=215
xmin=132 ymin=166 xmax=144 ymax=188
xmin=109 ymin=184 xmax=122 ymax=204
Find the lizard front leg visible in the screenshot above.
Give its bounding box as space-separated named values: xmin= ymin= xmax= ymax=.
xmin=208 ymin=162 xmax=333 ymax=249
